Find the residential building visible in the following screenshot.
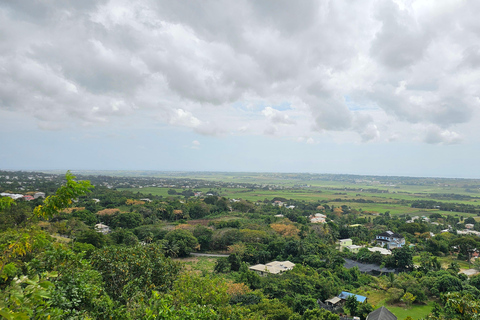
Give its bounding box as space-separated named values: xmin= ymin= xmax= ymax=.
xmin=337 ymin=238 xmax=352 ymax=251
xmin=34 ymin=192 xmax=46 ymax=199
xmin=345 ymin=245 xmax=363 ymax=253
xmin=249 ymin=261 xmax=295 ymax=276
xmin=375 ymin=231 xmax=405 ymax=249
xmin=310 ymin=213 xmax=326 ymax=223
xmin=368 ymin=247 xmax=392 ymax=255
xmin=95 ymin=223 xmax=111 ymax=234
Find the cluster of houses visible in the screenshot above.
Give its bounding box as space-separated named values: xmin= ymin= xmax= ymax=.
xmin=336 ymin=230 xmax=406 ymax=254
xmin=321 ymin=292 xmax=396 ymax=320
xmin=1 ymin=192 xmax=45 ymax=201
xmin=272 ymin=200 xmax=295 ymax=209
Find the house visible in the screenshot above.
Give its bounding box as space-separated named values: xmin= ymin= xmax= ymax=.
xmin=34 ymin=192 xmax=46 ymax=199
xmin=375 ymin=231 xmax=405 ymax=249
xmin=337 ymin=238 xmax=352 ymax=251
xmin=249 ymin=261 xmax=295 ymax=276
xmin=23 ymin=195 xmax=35 ymax=201
xmin=366 ymin=306 xmax=396 ymax=320
xmin=1 ymin=193 xmax=24 ymax=200
xmin=368 ymin=247 xmax=392 ymax=255
xmin=345 ymin=245 xmax=363 ymax=253
xmin=338 ymin=291 xmax=367 ymax=303
xmin=465 ymin=224 xmax=474 ymax=230
xmin=95 ymin=223 xmax=111 ymax=234
xmin=324 ymin=296 xmax=342 ymax=307
xmin=310 ymin=213 xmax=326 ymax=224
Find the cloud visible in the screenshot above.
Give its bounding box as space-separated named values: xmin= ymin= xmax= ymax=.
xmin=424 ymin=126 xmax=462 ymax=145
xmin=191 ymin=140 xmax=200 ymax=149
xmin=262 ymin=107 xmax=295 ymax=125
xmin=1 ymin=0 xmax=480 ymax=144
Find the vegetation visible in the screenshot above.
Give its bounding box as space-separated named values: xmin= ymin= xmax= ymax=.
xmin=2 ymin=170 xmax=480 ymax=319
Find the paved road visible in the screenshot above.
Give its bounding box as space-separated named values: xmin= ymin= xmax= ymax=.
xmin=190 ymin=253 xmax=229 ymax=257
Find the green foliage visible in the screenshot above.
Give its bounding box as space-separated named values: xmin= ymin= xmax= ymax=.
xmin=357 ymin=303 xmax=374 ymax=320
xmin=110 ymin=229 xmax=139 ymax=246
xmin=76 ymin=229 xmax=108 ymax=248
xmin=0 ymin=272 xmax=63 ymax=319
xmin=91 ymin=244 xmax=180 ymax=303
xmin=33 ymin=171 xmax=93 ymax=219
xmin=0 ymin=197 xmax=15 ymax=211
xmin=112 ymin=212 xmax=143 ymax=229
xmin=401 ymin=292 xmax=416 ymax=307
xmin=301 ymin=308 xmax=339 ymax=320
xmin=192 ymin=225 xmax=213 ymax=252
xmin=248 ymin=298 xmax=293 ymax=320
xmin=386 ymin=246 xmax=413 ymax=270
xmin=164 ymin=229 xmax=199 ymax=257
xmin=345 ymin=295 xmax=359 ymax=316
xmin=143 ymin=292 xmax=217 ymax=320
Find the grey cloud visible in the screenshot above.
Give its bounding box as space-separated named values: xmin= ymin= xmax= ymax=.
xmin=424 ymin=126 xmax=462 ymax=145
xmin=0 ymin=0 xmax=479 ymax=144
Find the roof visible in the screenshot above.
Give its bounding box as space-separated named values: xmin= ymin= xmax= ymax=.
xmin=368 ymin=247 xmax=392 ymax=255
xmin=338 ymin=291 xmax=367 ymax=303
xmin=366 ymin=306 xmax=397 ymax=320
xmin=376 ymin=231 xmax=403 ymax=239
xmin=325 ymin=297 xmax=342 ymax=305
xmin=249 ymin=261 xmax=295 ymax=274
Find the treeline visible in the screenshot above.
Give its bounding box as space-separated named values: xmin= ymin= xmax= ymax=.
xmin=411 ymin=200 xmax=480 ymax=214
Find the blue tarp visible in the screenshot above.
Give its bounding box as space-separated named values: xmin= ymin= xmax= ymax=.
xmin=338 ymin=291 xmax=367 ymax=303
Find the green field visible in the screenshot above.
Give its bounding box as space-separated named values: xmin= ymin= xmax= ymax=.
xmin=119 ymin=183 xmax=480 ymax=218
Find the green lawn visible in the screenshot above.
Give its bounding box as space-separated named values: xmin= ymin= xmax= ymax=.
xmin=383 ymin=301 xmax=435 ymax=320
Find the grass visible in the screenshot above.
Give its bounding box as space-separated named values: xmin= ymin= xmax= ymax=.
xmin=175 ymin=256 xmax=218 ymax=274
xmin=384 ymin=301 xmax=435 ymax=320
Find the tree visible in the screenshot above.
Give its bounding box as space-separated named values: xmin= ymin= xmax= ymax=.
xmin=164 ymin=229 xmax=199 ymax=257
xmin=357 ymin=303 xmax=374 ymax=320
xmin=401 ymin=292 xmax=416 ymax=308
xmin=345 ymin=295 xmax=359 ymax=316
xmin=91 ymin=244 xmax=180 ymax=303
xmin=1 ymin=171 xmax=93 ymax=276
xmin=451 ymin=236 xmax=480 ymax=265
xmin=386 ymin=246 xmax=413 ymax=270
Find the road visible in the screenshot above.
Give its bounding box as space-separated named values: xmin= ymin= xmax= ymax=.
xmin=190 ymin=253 xmax=229 ymax=257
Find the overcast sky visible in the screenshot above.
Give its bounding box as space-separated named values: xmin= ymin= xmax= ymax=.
xmin=1 ymin=0 xmax=479 ymax=178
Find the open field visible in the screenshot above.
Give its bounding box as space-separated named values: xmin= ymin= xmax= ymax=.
xmin=120 ymin=183 xmax=480 ymax=218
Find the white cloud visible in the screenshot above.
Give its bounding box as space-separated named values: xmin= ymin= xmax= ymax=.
xmin=1 ymin=0 xmax=479 ymax=145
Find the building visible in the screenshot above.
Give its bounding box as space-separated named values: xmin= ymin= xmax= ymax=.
xmin=34 ymin=192 xmax=46 ymax=199
xmin=368 ymin=247 xmax=392 ymax=255
xmin=23 ymin=195 xmax=35 ymax=201
xmin=249 ymin=261 xmax=295 ymax=276
xmin=375 ymin=231 xmax=405 ymax=249
xmin=337 ymin=238 xmax=353 ymax=251
xmin=345 ymin=245 xmax=363 ymax=253
xmin=366 ymin=306 xmax=396 ymax=320
xmin=95 ymin=223 xmax=111 ymax=234
xmin=310 ymin=213 xmax=326 ymax=224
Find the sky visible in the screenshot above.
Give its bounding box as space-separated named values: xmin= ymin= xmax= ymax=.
xmin=1 ymin=0 xmax=479 ymax=178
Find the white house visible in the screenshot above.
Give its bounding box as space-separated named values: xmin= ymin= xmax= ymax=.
xmin=249 ymin=261 xmax=295 ymax=276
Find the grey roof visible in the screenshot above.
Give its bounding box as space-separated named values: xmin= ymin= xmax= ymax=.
xmin=376 ymin=231 xmax=403 ymax=239
xmin=367 ymin=307 xmax=397 ymax=320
